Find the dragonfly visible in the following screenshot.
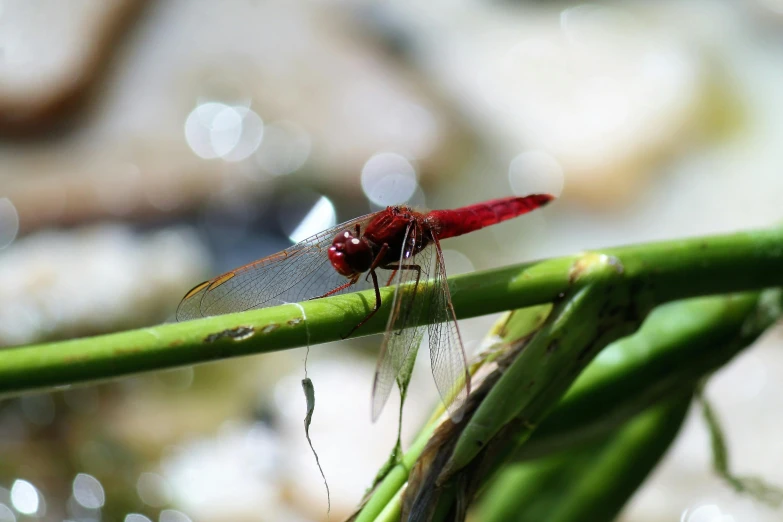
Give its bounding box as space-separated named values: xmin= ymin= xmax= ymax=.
xmin=177 ymin=194 xmax=554 ymax=422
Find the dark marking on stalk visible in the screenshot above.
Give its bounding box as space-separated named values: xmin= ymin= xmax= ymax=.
xmin=607 ymin=255 xmax=625 ymax=274
xmin=494 ymin=311 xmax=514 ymax=338
xmin=114 ymin=347 xmax=143 ymax=357
xmin=63 ymin=354 xmax=92 ymax=364
xmin=204 ymin=326 xmax=255 ymax=343
xmin=577 ymin=325 xmax=613 ymax=361
xmin=568 ymin=256 xmax=594 ymax=283
xmin=569 ymin=253 xmax=625 ymax=284
xmin=261 ymin=324 xmax=279 ymax=334
xmin=578 ymin=345 xmax=594 ymax=361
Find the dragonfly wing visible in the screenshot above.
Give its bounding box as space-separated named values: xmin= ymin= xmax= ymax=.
xmin=427 ymin=233 xmax=471 ymax=422
xmin=370 ymin=222 xmax=434 ymax=422
xmin=176 ymin=281 xmax=211 ymax=321
xmin=176 ymin=214 xmax=389 ymax=321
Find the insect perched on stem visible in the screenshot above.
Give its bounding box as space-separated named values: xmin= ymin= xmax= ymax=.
xmin=178 ymin=194 xmax=554 ymax=421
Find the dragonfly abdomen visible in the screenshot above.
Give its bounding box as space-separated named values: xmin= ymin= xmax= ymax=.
xmin=427 ymin=194 xmax=554 ymax=240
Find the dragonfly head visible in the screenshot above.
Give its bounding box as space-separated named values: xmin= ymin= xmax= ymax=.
xmin=329 ymin=229 xmax=374 ymax=277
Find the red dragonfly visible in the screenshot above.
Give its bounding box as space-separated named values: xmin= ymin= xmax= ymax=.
xmin=177 ymin=195 xmax=554 ymax=421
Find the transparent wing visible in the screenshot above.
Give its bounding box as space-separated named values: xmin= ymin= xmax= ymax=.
xmin=371 ymin=222 xmax=434 ymax=422
xmin=427 ymin=233 xmax=471 ymax=422
xmin=176 ymin=214 xmax=389 ymax=321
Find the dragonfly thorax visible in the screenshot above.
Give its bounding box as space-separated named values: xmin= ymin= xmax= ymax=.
xmin=328 ymin=229 xmax=375 ymax=277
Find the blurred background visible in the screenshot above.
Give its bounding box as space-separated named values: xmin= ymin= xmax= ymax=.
xmin=1 ymin=0 xmax=783 ymax=521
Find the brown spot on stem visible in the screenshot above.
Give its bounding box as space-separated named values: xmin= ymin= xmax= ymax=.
xmin=63 ymin=354 xmax=92 ymax=364
xmin=204 ymin=326 xmax=255 ymax=343
xmin=569 ymin=253 xmax=625 ymax=283
xmin=261 ymin=324 xmax=280 ymax=334
xmin=114 ymin=347 xmax=143 ymax=357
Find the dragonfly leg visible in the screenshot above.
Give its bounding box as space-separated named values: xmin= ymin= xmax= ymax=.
xmin=346 ymin=243 xmax=392 ymax=336
xmin=364 ymin=243 xmax=390 ymax=282
xmin=381 ymin=264 xmax=421 ymax=289
xmin=311 ymin=274 xmax=360 ymax=300
xmin=342 ymin=269 xmax=382 ymax=339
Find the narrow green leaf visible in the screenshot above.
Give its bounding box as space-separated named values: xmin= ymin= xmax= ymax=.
xmin=302 ymin=377 xmax=330 ymax=515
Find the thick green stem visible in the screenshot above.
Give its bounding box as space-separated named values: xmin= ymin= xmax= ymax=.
xmin=516 ymin=289 xmax=782 ymax=460
xmin=1 ymin=227 xmax=782 ymax=397
xmin=540 ymin=394 xmax=691 ymax=522
xmin=446 ymin=254 xmax=640 ymax=475
xmin=359 ymin=288 xmax=782 ymax=521
xmin=478 ymin=394 xmax=692 ymax=522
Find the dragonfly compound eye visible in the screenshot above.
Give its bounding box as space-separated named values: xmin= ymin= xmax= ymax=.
xmin=328 ymin=244 xmax=354 ymax=276
xmin=344 ymin=237 xmax=374 ymax=272
xmin=329 ymin=230 xmax=374 ymax=275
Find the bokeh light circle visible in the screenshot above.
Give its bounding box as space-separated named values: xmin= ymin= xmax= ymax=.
xmin=361 ymin=152 xmax=418 ymax=206
xmin=159 ymin=509 xmax=193 ymax=522
xmin=0 ymin=503 xmax=15 ymax=522
xmin=185 ymin=103 xmax=264 ymax=161
xmin=72 ymin=473 xmax=105 ymax=510
xmin=10 ymin=480 xmax=39 ymax=516
xmin=256 ymin=121 xmax=311 ymax=176
xmin=0 ymin=198 xmax=20 ymax=249
xmin=125 ymin=514 xmax=152 ymax=522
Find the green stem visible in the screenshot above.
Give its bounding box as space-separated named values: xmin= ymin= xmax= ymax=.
xmin=542 ymin=394 xmax=691 ymax=522
xmin=447 ymin=254 xmax=640 ymax=475
xmin=364 ymin=289 xmax=782 ymax=520
xmin=354 ymin=420 xmax=439 ymax=522
xmin=516 ymin=289 xmax=781 ymax=460
xmin=1 ymin=227 xmax=782 ymax=396
xmin=478 ymin=393 xmax=692 ymax=522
